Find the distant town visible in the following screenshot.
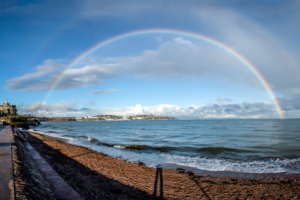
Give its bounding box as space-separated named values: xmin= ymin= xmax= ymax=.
xmin=0 ymin=101 xmax=178 ymax=123
xmin=39 ymin=115 xmax=178 ymax=121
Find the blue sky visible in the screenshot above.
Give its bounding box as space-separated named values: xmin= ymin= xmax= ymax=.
xmin=1 ymin=0 xmax=300 ymax=118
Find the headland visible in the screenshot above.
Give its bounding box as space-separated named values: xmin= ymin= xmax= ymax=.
xmin=0 ymin=101 xmax=40 ymax=129
xmin=39 ymin=114 xmax=178 ymax=122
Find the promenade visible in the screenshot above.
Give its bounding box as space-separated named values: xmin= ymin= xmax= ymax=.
xmin=0 ymin=126 xmax=14 ymax=200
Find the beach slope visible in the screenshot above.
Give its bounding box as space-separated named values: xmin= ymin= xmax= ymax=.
xmin=21 ymin=131 xmax=300 ymax=199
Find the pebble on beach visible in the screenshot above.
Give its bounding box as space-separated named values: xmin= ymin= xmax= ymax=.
xmin=20 ymin=131 xmax=300 ymax=200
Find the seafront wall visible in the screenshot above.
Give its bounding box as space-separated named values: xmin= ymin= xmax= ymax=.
xmin=0 ymin=125 xmax=81 ymax=199
xmin=0 ymin=126 xmax=14 ymax=199
xmin=13 ymin=128 xmax=81 ymax=199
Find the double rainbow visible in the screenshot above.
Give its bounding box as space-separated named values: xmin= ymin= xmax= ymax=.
xmin=45 ymin=28 xmax=284 ymax=119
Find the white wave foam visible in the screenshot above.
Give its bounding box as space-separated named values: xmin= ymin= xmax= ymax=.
xmin=22 ymin=129 xmax=44 ymax=134
xmin=22 ymin=128 xmax=300 ymax=174
xmin=52 ymin=136 xmax=74 ymax=140
xmin=163 ymin=155 xmax=300 ymax=174
xmin=114 ymin=145 xmax=125 ymax=148
xmin=69 ymin=140 xmax=300 ymax=174
xmin=23 ymin=129 xmax=74 ymax=140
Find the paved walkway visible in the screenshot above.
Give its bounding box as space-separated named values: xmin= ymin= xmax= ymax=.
xmin=0 ymin=126 xmax=14 ymax=200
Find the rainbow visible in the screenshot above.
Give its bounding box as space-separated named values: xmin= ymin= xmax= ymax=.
xmin=45 ymin=28 xmax=284 ymax=119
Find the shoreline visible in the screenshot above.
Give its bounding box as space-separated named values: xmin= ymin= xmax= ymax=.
xmin=24 ymin=129 xmax=300 ymax=179
xmin=20 ymin=130 xmax=300 ymax=199
xmin=40 ymin=119 xmax=178 ymax=122
xmin=163 ymin=163 xmax=299 ymax=179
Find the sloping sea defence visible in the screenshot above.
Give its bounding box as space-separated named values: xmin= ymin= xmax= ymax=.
xmin=11 ymin=130 xmax=63 ymax=199
xmin=20 ymin=131 xmax=300 ymax=199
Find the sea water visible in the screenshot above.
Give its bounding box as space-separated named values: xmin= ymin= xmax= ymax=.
xmin=31 ymin=119 xmax=300 ymax=174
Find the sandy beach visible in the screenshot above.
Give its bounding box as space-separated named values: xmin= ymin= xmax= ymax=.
xmin=20 ymin=131 xmax=300 ymax=199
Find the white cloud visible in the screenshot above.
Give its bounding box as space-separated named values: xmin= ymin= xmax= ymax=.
xmin=18 ymin=99 xmax=300 ymax=118
xmin=87 ymin=88 xmax=121 ymax=95
xmin=5 ymin=29 xmax=300 ymax=97
xmin=5 ymin=61 xmax=117 ymax=91
xmin=18 ymin=101 xmax=89 ymax=117
xmin=4 ymin=37 xmax=246 ymax=90
xmin=216 ymin=97 xmax=233 ymax=103
xmin=21 ymin=101 xmax=76 ymax=112
xmin=5 ymin=59 xmax=66 ymax=91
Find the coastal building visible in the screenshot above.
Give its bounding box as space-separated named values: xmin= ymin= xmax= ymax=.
xmin=0 ymin=100 xmax=17 ymax=115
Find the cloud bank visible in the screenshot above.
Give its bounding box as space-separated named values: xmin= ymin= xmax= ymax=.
xmin=87 ymin=88 xmax=121 ymax=95
xmin=17 ymin=98 xmax=300 ymax=119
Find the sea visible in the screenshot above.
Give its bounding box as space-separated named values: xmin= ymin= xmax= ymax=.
xmin=27 ymin=119 xmax=300 ymax=176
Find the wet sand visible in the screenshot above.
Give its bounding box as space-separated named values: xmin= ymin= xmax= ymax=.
xmin=162 ymin=163 xmax=297 ymax=179
xmin=21 ymin=131 xmax=300 ymax=199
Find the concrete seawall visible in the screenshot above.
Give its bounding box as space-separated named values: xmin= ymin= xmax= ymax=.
xmin=0 ymin=126 xmax=14 ymax=200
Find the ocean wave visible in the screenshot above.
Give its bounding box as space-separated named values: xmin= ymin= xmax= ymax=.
xmin=88 ymin=137 xmax=101 ymax=143
xmin=78 ymin=135 xmax=88 ymax=139
xmin=62 ymin=134 xmax=76 ymax=138
xmin=59 ymin=128 xmax=74 ymax=132
xmin=32 ymin=119 xmax=300 ymax=174
xmin=87 ymin=137 xmax=114 ymax=147
xmin=164 ymin=155 xmax=300 ymax=174
xmin=48 ymin=131 xmax=57 ymax=133
xmin=81 ymin=140 xmax=300 ymax=173
xmin=53 ymin=136 xmax=74 ymax=140
xmin=124 ymin=145 xmax=253 ymax=153
xmin=88 ymin=137 xmax=99 ymax=143
xmin=26 ymin=130 xmax=74 ymax=140
xmin=113 ymin=145 xmax=126 ymax=149
xmin=196 ymin=147 xmax=252 ymax=153
xmin=90 ymin=143 xmax=254 ymax=154
xmin=22 ymin=129 xmax=42 ymax=134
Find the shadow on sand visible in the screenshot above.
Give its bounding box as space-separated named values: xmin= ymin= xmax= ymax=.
xmin=20 ymin=131 xmax=159 ymax=200
xmin=153 ymin=167 xmax=163 ymax=199
xmin=192 ymin=179 xmax=211 ymax=200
